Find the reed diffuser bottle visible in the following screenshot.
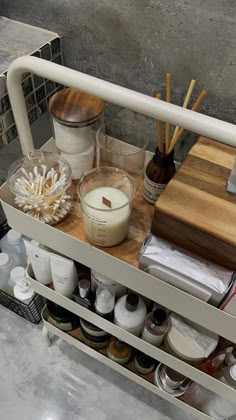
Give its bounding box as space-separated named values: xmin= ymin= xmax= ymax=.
xmin=143 ymin=73 xmax=206 ymax=205
xmin=143 ymin=73 xmax=176 ymax=205
xmin=143 ymin=148 xmax=175 ymax=204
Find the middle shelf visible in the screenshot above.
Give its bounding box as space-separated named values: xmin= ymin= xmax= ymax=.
xmin=28 ymin=272 xmax=236 ymax=404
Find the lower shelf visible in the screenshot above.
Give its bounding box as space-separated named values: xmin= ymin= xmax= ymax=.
xmin=28 ymin=273 xmax=236 ymax=404
xmin=42 ymin=307 xmax=213 ymax=420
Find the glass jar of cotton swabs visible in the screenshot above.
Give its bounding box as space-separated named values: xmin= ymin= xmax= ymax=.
xmin=7 ymin=150 xmax=72 ymax=225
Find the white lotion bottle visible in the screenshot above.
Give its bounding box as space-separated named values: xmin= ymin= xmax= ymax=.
xmin=50 ymin=254 xmax=78 ymax=297
xmin=24 ymin=240 xmax=52 ymax=285
xmin=114 ymin=293 xmax=147 ymax=336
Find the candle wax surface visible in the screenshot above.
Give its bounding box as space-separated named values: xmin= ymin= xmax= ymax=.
xmin=85 ymin=187 xmax=128 ymax=210
xmin=82 ymin=187 xmax=131 ymax=247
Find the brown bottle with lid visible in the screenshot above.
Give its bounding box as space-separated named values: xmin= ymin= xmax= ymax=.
xmin=143 ymin=147 xmax=176 ymax=204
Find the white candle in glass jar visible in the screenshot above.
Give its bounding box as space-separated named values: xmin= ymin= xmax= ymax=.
xmin=81 ymin=187 xmax=130 ymax=247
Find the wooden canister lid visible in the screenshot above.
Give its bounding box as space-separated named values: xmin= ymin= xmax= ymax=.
xmin=49 ymin=88 xmax=104 ymax=126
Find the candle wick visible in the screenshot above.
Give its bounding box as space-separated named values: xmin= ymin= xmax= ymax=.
xmin=102 ymin=196 xmax=112 ymax=208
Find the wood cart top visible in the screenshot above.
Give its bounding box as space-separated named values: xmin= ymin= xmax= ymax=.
xmin=57 ymin=178 xmax=154 ymax=268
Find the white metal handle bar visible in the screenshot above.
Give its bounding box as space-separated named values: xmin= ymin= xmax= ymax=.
xmin=7 ymin=56 xmax=236 ymax=155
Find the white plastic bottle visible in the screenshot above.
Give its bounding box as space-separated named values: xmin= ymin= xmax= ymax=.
xmin=1 ymin=229 xmax=27 ymax=267
xmin=0 ymin=253 xmax=17 ymax=292
xmin=11 ymin=266 xmax=34 ymax=304
xmin=114 ymin=293 xmax=147 ymax=336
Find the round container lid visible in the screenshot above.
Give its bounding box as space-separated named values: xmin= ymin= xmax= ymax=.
xmin=49 ymin=88 xmax=104 ymax=127
xmin=154 ymin=364 xmax=190 ymax=397
xmin=7 ymin=229 xmax=22 ymax=244
xmin=0 ymin=253 xmax=11 ymax=268
xmin=165 ymin=313 xmax=218 ymax=363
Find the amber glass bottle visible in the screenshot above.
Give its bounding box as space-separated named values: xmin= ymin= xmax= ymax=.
xmin=143 ymin=147 xmax=176 ymax=204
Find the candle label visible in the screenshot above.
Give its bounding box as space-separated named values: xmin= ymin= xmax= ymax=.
xmin=102 ymin=196 xmax=112 ymax=208
xmin=143 ymin=174 xmax=166 ymax=204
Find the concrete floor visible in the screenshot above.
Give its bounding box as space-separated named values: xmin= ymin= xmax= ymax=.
xmin=0 ymin=305 xmax=195 ymax=420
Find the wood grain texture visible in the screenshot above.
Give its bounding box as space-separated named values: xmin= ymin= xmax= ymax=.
xmin=151 ymin=137 xmax=236 ymax=269
xmin=56 ymin=175 xmax=154 ymax=268
xmin=49 ymin=88 xmax=104 ymax=125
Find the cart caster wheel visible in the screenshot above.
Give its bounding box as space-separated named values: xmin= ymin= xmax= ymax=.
xmin=42 ymin=326 xmax=52 ymax=346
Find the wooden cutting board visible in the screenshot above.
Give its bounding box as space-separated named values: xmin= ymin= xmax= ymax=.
xmin=151 ymin=136 xmax=236 ymax=270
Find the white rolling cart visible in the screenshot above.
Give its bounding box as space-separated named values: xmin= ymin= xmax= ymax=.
xmin=1 ymin=56 xmax=236 ymax=419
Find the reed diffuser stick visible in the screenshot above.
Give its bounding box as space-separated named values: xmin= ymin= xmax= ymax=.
xmin=155 ymin=93 xmax=163 ymax=153
xmin=170 ymin=79 xmax=196 ymax=149
xmin=165 ymin=73 xmax=171 ymax=153
xmin=167 ymin=89 xmax=207 ymax=154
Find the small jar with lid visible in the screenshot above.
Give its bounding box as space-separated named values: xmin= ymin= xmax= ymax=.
xmin=154 ymin=364 xmax=191 ymax=397
xmin=107 ymin=337 xmax=132 ymax=365
xmin=47 ymin=300 xmax=79 ymax=332
xmin=142 ymin=309 xmax=168 ymax=347
xmin=80 ymin=318 xmax=110 ymax=349
xmin=134 ymin=351 xmax=156 ymax=374
xmin=143 ymin=147 xmax=176 ymax=204
xmin=49 ymin=88 xmax=104 ymax=180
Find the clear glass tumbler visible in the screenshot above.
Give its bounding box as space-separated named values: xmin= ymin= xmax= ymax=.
xmin=96 ymin=117 xmax=149 ymax=185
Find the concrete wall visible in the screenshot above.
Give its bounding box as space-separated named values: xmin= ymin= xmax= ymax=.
xmin=1 ymin=0 xmax=236 ymax=159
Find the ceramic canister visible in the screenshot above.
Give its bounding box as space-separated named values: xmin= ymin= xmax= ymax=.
xmin=49 ymin=88 xmax=104 ymax=180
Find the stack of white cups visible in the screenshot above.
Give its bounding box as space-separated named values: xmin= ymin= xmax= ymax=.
xmin=53 ymin=119 xmax=95 ymax=180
